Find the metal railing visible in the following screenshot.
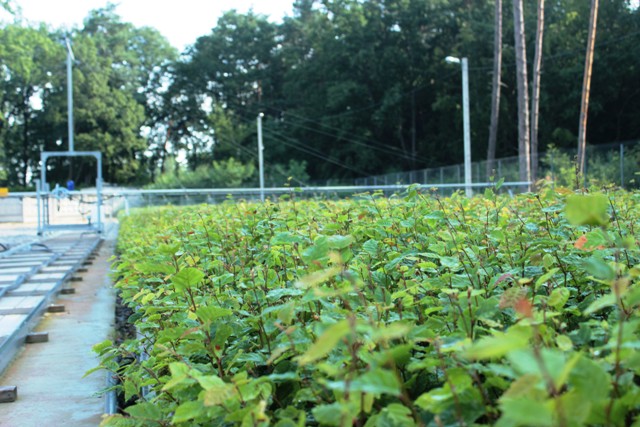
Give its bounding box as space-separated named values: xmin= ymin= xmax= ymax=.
xmin=355 ymin=140 xmax=640 ymax=189
xmin=1 ymin=181 xmax=531 ymax=224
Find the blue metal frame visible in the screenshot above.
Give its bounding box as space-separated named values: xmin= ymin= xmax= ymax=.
xmin=37 ymin=151 xmax=103 ymax=235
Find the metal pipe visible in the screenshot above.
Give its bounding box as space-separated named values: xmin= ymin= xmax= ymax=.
xmin=257 ymin=113 xmax=265 ymax=202
xmin=65 ymin=38 xmax=75 ymax=152
xmin=461 ymin=57 xmax=472 ymax=198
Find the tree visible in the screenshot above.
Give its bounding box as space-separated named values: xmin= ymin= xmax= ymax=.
xmin=486 ymin=0 xmax=503 ymax=178
xmin=530 ymin=0 xmax=545 ymax=183
xmin=67 ymin=6 xmax=175 ymax=185
xmin=512 ymin=0 xmax=531 ymax=185
xmin=166 ymin=11 xmax=280 ymax=170
xmin=577 ymin=0 xmax=599 ymax=175
xmin=0 ymin=24 xmax=63 ymax=186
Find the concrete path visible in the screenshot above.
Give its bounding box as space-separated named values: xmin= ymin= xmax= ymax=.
xmin=0 ymin=232 xmax=116 ymax=426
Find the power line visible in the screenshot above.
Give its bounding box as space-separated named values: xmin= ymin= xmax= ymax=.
xmin=261 ymin=126 xmax=369 ymax=176
xmin=274 ymin=111 xmax=432 ymax=164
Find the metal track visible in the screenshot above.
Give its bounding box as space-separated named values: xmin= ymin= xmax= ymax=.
xmin=0 ymin=233 xmax=102 ymax=375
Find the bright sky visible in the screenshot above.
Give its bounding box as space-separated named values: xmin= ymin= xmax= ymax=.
xmin=5 ymin=0 xmax=294 ymax=51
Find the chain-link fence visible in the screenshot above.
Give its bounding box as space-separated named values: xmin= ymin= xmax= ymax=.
xmin=355 ymin=140 xmax=640 ymax=189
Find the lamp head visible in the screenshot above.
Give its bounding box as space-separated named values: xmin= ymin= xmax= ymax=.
xmin=445 ymin=56 xmax=460 ymax=64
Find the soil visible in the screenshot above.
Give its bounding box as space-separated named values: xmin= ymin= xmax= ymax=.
xmin=112 ymin=291 xmax=137 ymax=413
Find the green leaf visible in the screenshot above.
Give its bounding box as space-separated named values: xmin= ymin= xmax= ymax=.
xmin=295 ymin=266 xmax=341 ymax=289
xmin=301 ymin=237 xmax=330 ymax=265
xmin=312 ymin=402 xmax=345 ymax=426
xmin=565 ymin=194 xmax=609 ymax=227
xmin=583 ymin=294 xmax=616 ymax=315
xmin=366 ymin=404 xmax=415 ymax=427
xmin=173 ymin=401 xmax=205 ymax=423
xmin=414 ymin=386 xmax=453 ymax=414
xmin=568 ymin=356 xmax=611 ymax=400
xmin=548 ymin=287 xmax=570 ymax=309
xmin=196 ymin=305 xmax=233 ymax=324
xmin=582 ymin=255 xmax=615 ymax=281
xmin=362 ymin=239 xmax=380 ymax=256
xmin=92 ymin=339 xmax=113 ymax=355
xmin=163 ymin=362 xmax=193 ymax=391
xmin=439 ymin=255 xmax=461 ymax=270
xmin=197 ymin=375 xmax=235 ymax=406
xmin=582 ymin=228 xmax=608 ymax=250
xmin=535 ymin=268 xmax=559 ymax=291
xmin=213 ymin=323 xmax=234 ymax=347
xmin=125 ymin=402 xmax=163 ymax=420
xmin=498 ymin=398 xmax=554 ymax=426
xmin=271 ymin=232 xmax=304 ymax=245
xmin=327 ymin=369 xmax=401 ymax=396
xmin=464 ymin=325 xmax=532 ymax=360
xmin=266 ymin=288 xmax=304 ymax=301
xmin=135 ymin=261 xmax=173 ymax=275
xmin=555 ymin=334 xmax=573 ymax=351
xmin=277 ymin=302 xmax=296 ymax=324
xmin=297 ymin=320 xmax=350 ymax=365
xmin=158 ymin=243 xmax=181 ymax=255
xmin=371 ymin=322 xmax=411 ymax=343
xmin=507 ymin=348 xmax=575 ymax=389
xmin=172 ymin=267 xmax=205 ymax=292
xmin=327 ymin=235 xmax=355 ymax=249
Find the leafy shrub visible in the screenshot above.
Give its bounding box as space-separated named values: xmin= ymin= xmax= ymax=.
xmin=147 ymin=157 xmax=255 ymax=189
xmin=93 ymin=187 xmax=640 ymax=426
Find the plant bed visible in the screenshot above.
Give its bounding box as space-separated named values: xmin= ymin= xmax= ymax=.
xmin=92 ymin=186 xmax=640 ymax=426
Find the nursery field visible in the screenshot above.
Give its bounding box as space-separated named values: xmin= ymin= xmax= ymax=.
xmin=95 ymin=186 xmax=640 ymax=426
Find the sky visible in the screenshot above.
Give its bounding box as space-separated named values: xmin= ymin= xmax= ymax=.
xmin=3 ymin=0 xmax=295 ymax=50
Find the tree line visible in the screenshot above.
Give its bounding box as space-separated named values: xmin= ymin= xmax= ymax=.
xmin=0 ymin=0 xmax=638 ymax=189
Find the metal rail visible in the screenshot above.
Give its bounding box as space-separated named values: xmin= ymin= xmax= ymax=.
xmin=3 ymin=181 xmax=532 ymax=199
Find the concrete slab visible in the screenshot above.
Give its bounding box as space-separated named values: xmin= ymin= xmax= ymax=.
xmin=0 ymin=274 xmax=23 ymax=284
xmin=8 ymin=282 xmax=58 ymax=296
xmin=0 ymin=234 xmax=115 ymax=426
xmin=28 ymin=273 xmax=67 ymax=283
xmin=0 ymin=262 xmax=46 ymax=268
xmin=55 ymin=256 xmax=84 ymax=261
xmin=0 ymin=314 xmax=28 ymax=338
xmin=48 ymin=262 xmax=79 ymax=268
xmin=0 ymin=296 xmax=46 ymax=315
xmin=0 ymin=267 xmax=34 ymax=274
xmin=39 ymin=266 xmax=71 ymax=273
xmin=1 ymin=255 xmax=52 ymax=261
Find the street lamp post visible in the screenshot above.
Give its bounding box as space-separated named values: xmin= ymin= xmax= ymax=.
xmin=65 ymin=37 xmax=75 ymax=152
xmin=445 ymin=56 xmax=472 ymax=197
xmin=257 ymin=113 xmax=265 ymax=202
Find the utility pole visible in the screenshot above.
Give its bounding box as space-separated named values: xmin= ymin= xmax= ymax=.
xmin=578 ymin=0 xmax=599 ymax=175
xmin=461 ymin=57 xmax=472 ymax=198
xmin=445 ymin=56 xmax=472 ymax=197
xmin=257 ymin=113 xmax=265 ymax=202
xmin=65 ymin=37 xmax=74 ymax=152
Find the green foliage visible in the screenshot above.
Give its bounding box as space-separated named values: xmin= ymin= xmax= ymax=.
xmin=95 ymin=188 xmax=640 ymax=426
xmin=2 ymin=1 xmax=640 ymax=186
xmin=0 ymin=5 xmax=176 ymax=187
xmin=147 ymin=157 xmax=255 ymax=189
xmin=0 ymin=24 xmax=64 ymax=186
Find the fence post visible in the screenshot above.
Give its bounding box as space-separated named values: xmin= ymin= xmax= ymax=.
xmin=440 ymin=168 xmax=444 ymax=184
xmin=620 ymin=143 xmax=624 ymax=188
xmin=498 ymin=159 xmax=502 ymax=179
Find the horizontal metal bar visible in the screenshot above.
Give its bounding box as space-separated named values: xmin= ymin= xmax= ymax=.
xmin=2 ymin=182 xmax=531 ymax=199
